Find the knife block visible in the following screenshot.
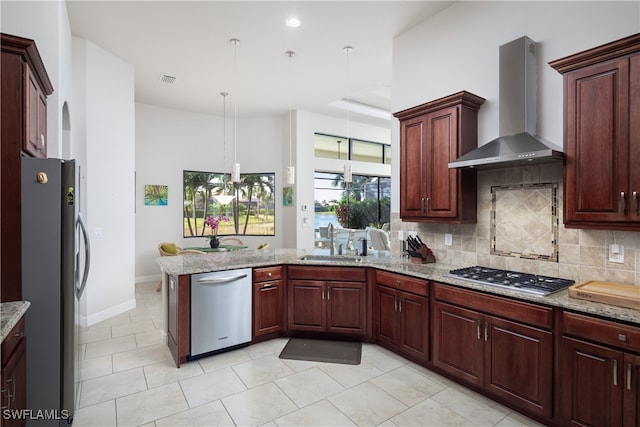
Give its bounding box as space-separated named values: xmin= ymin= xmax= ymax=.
xmin=410 ymin=244 xmax=436 ymax=264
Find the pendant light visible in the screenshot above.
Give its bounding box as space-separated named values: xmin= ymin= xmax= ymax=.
xmin=215 ymin=92 xmax=235 ymax=205
xmin=343 ymin=45 xmax=353 ymax=185
xmin=230 ymin=38 xmax=241 ymax=183
xmin=285 ymin=50 xmax=296 ymax=186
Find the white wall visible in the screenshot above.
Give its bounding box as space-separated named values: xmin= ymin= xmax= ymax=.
xmin=135 ymin=103 xmax=286 ymax=279
xmin=73 ymin=38 xmax=136 ymax=325
xmin=391 ymin=0 xmax=640 ymax=213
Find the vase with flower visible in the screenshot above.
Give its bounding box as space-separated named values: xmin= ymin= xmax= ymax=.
xmin=204 ymin=215 xmax=230 ymax=248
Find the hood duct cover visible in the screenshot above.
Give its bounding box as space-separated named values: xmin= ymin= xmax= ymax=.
xmin=448 ymin=36 xmax=564 ymax=169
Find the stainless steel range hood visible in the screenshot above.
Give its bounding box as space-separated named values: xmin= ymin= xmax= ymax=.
xmin=448 ymin=36 xmax=564 ymax=169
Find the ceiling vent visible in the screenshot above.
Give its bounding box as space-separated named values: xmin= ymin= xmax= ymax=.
xmin=159 ymin=74 xmax=177 ymax=85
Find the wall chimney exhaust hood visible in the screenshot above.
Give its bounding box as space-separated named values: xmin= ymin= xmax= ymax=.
xmin=448 ymin=36 xmax=564 ymax=169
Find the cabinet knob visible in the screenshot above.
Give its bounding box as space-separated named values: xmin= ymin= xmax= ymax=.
xmin=620 ymin=192 xmax=626 ymax=214
xmin=36 ymin=172 xmax=48 ymax=184
xmin=618 ymin=334 xmax=628 ymax=342
xmin=267 ymin=272 xmax=272 ymax=277
xmin=633 ymin=191 xmax=638 ymax=215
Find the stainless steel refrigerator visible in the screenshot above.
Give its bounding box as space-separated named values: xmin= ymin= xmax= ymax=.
xmin=21 ymin=157 xmax=90 ymax=426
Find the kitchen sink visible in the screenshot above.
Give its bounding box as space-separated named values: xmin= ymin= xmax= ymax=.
xmin=298 ymin=255 xmax=362 ymax=262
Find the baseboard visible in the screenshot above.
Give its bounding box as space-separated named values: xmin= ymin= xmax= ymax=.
xmin=136 ymin=274 xmax=161 ymax=284
xmin=82 ymin=298 xmax=137 ymax=327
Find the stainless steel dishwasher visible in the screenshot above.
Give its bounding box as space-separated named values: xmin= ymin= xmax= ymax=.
xmin=190 ymin=268 xmax=252 ymax=357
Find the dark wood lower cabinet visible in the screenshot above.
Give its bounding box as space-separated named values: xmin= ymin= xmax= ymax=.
xmin=558 ymin=336 xmax=623 ymax=426
xmin=557 ymin=311 xmax=640 ymax=427
xmin=485 ymin=315 xmax=552 ymax=417
xmin=432 ymin=284 xmax=553 ymax=419
xmin=287 ymin=279 xmax=366 ymax=335
xmin=1 ymin=319 xmax=27 ymax=427
xmin=253 ymin=266 xmax=285 ymax=338
xmin=624 ymin=353 xmax=640 ymax=427
xmin=432 ymin=301 xmax=483 ymax=385
xmin=374 ymin=271 xmax=429 ymax=363
xmin=375 ymin=286 xmax=429 ymax=362
xmin=286 ymin=266 xmax=368 ymax=336
xmin=167 ymin=274 xmax=190 ymax=367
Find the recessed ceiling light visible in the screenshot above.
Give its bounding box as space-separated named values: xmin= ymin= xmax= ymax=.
xmin=286 ymin=17 xmax=301 ymax=28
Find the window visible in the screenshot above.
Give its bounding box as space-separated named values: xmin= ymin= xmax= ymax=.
xmin=183 ymin=170 xmax=275 ymax=237
xmin=314 ymin=171 xmax=390 ymax=230
xmin=314 ymin=133 xmax=390 ymax=164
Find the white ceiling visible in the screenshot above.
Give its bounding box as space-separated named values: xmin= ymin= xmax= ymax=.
xmin=67 ymin=1 xmax=453 ymax=126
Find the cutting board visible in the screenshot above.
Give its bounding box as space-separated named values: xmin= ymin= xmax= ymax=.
xmin=568 ymin=281 xmax=640 ymax=310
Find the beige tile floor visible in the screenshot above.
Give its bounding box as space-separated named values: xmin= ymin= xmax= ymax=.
xmin=73 ymin=282 xmax=545 ymax=427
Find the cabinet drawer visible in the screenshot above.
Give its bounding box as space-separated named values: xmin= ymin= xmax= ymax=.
xmin=2 ymin=316 xmax=25 ymax=365
xmin=562 ymin=311 xmax=640 ymax=353
xmin=287 ymin=266 xmax=366 ymax=282
xmin=376 ymin=270 xmax=429 ymax=297
xmin=253 ymin=266 xmax=283 ymax=282
xmin=433 ymin=283 xmax=553 ymax=330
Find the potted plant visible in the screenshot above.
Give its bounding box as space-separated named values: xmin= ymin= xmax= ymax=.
xmin=204 ymin=215 xmax=230 ymax=248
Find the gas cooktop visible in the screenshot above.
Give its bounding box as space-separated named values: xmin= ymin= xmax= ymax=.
xmin=444 ymin=266 xmax=574 ymax=296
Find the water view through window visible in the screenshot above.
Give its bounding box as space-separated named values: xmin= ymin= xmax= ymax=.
xmin=314 ymin=171 xmax=390 ymax=230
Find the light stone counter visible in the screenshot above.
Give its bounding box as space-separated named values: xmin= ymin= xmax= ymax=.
xmin=156 ymin=248 xmax=639 ymax=326
xmin=1 ymin=301 xmax=30 ymax=342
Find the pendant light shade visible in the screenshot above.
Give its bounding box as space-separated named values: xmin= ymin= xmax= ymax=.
xmin=215 ymin=92 xmax=235 ymax=205
xmin=285 ymin=50 xmax=296 ymax=185
xmin=343 ymin=163 xmax=352 ymax=184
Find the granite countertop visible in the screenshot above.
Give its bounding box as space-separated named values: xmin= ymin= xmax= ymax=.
xmin=0 ymin=301 xmax=30 ymax=342
xmin=156 ymin=248 xmax=640 ymax=326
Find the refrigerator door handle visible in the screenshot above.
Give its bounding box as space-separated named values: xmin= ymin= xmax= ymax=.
xmin=76 ymin=213 xmax=91 ymax=299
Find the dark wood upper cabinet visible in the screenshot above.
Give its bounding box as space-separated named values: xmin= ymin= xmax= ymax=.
xmin=550 ymin=33 xmax=640 ymax=230
xmin=1 ymin=33 xmax=54 ymax=302
xmin=394 ymin=91 xmax=485 ymax=223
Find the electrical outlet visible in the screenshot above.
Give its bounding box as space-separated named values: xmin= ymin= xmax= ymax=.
xmin=398 ymin=230 xmax=404 ymax=241
xmin=608 ymin=244 xmax=624 ymax=263
xmin=444 ymin=233 xmax=453 ymax=246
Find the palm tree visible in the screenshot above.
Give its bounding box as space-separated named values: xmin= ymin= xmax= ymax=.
xmin=182 ymin=172 xmax=212 ymax=237
xmin=239 ymin=174 xmax=274 ymax=234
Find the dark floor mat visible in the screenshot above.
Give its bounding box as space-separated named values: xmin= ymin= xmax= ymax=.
xmin=279 ymin=338 xmax=362 ymax=365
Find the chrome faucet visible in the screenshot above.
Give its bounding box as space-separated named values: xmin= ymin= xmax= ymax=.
xmin=328 ymin=223 xmax=334 ymax=255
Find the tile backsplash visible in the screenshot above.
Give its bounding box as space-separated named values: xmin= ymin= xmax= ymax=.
xmin=391 ymin=164 xmax=640 ymax=285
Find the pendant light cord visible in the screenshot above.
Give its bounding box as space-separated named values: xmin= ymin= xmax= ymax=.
xmin=221 ymin=92 xmax=228 ymax=195
xmin=232 ymin=39 xmax=239 ymax=166
xmin=344 ymin=46 xmax=353 ymax=151
xmin=287 ymin=51 xmax=294 ymax=167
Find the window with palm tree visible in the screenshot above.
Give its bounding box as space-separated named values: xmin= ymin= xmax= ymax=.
xmin=183 ymin=170 xmax=275 ymax=237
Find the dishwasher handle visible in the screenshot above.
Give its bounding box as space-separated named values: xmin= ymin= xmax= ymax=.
xmin=196 ymin=273 xmax=248 ymax=285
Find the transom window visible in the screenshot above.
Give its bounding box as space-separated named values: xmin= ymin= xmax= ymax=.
xmin=314 ymin=133 xmax=391 ymax=165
